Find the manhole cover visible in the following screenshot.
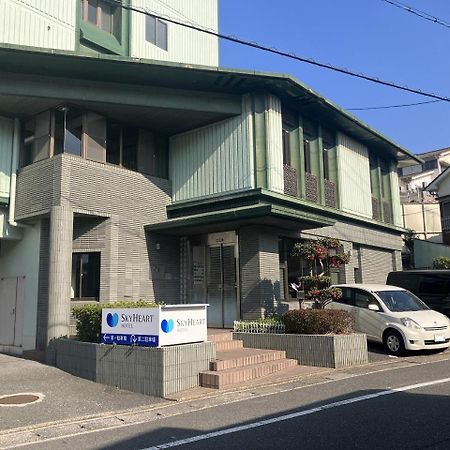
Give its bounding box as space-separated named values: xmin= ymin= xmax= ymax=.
xmin=0 ymin=394 xmax=42 ymax=406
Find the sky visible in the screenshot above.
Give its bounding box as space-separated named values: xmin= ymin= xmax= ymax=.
xmin=218 ymin=0 xmax=450 ymax=155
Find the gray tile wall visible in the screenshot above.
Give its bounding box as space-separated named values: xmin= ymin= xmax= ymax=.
xmin=16 ymin=154 xmax=180 ymax=348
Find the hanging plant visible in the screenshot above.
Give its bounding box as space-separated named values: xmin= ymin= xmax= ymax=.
xmin=329 ymin=252 xmax=351 ymax=268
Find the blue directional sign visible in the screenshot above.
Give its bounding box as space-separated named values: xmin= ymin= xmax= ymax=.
xmin=101 ymin=333 xmax=159 ymax=347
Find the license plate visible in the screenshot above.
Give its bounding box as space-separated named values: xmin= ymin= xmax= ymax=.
xmin=434 ymin=334 xmax=446 ymax=343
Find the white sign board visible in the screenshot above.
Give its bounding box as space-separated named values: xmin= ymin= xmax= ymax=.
xmin=101 ymin=305 xmax=208 ymax=347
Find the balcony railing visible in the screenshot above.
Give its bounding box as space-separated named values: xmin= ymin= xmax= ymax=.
xmin=305 ymin=172 xmax=318 ymax=203
xmin=283 ymin=164 xmax=298 ymax=197
xmin=324 ymin=179 xmax=336 ymax=208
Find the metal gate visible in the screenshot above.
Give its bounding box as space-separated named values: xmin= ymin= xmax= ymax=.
xmin=0 ymin=277 xmax=24 ymax=348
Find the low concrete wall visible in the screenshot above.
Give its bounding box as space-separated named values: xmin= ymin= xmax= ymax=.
xmin=233 ymin=333 xmax=368 ymax=369
xmin=52 ymin=339 xmax=216 ymax=397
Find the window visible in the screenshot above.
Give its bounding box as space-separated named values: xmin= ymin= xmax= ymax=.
xmin=81 ymin=0 xmax=120 ymax=36
xmin=106 ymin=123 xmax=139 ymax=171
xmin=354 ymin=290 xmax=378 ymax=309
xmin=303 ymin=118 xmax=316 ymax=174
xmin=322 ymin=128 xmax=335 ymax=181
xmin=337 ymin=287 xmax=353 ymax=305
xmin=71 ymin=252 xmax=101 ymax=300
xmin=282 ymin=129 xmax=291 ymax=166
xmin=146 ymin=14 xmax=168 ymax=51
xmin=54 ymin=108 xmax=83 ymax=156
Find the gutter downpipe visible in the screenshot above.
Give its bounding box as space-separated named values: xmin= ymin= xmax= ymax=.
xmin=8 ymin=118 xmax=22 ymax=227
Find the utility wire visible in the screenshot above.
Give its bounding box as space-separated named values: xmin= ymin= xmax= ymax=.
xmin=347 ymin=99 xmax=442 ymax=111
xmin=104 ymin=0 xmax=450 ymax=103
xmin=381 ymin=0 xmax=450 ymax=29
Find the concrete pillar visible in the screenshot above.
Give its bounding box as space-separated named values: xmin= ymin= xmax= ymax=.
xmin=47 ymin=206 xmax=73 ymax=343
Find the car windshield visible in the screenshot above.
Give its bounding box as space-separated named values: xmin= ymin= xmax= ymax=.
xmin=376 ymin=290 xmax=429 ymax=312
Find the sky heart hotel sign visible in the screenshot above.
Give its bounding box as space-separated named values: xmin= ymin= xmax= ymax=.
xmin=101 ymin=304 xmax=208 ymax=347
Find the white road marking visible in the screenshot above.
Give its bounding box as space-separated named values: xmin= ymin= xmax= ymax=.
xmin=145 ymin=377 xmax=450 ymax=449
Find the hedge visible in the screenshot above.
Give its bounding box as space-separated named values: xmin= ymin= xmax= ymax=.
xmin=72 ymin=300 xmax=160 ymax=343
xmin=282 ymin=309 xmax=355 ymax=335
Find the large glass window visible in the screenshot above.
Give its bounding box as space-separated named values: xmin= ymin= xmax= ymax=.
xmin=145 ymin=14 xmax=168 ymax=51
xmin=71 ymin=252 xmax=101 ymax=300
xmin=54 ymin=108 xmax=83 ymax=156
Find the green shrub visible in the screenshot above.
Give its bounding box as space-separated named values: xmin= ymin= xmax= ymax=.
xmin=282 ymin=309 xmax=355 ymax=335
xmin=72 ymin=300 xmax=160 ymax=343
xmin=433 ymin=256 xmax=450 ymax=269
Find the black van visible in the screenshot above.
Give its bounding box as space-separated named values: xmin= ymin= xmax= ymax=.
xmin=386 ymin=270 xmax=450 ymax=317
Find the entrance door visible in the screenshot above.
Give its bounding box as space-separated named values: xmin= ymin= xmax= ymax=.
xmin=206 ymin=244 xmax=238 ymax=328
xmin=0 ymin=277 xmax=24 ymax=347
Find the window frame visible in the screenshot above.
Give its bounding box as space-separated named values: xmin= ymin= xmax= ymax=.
xmin=78 ymin=0 xmax=130 ymax=56
xmin=145 ymin=14 xmax=168 ymax=51
xmin=71 ymin=251 xmax=101 ymax=301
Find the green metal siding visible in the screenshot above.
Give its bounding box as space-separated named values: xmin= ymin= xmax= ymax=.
xmin=265 ymin=94 xmax=284 ymax=194
xmin=170 ymin=96 xmax=254 ymax=202
xmin=337 ymin=132 xmax=372 ymax=218
xmin=0 ymin=117 xmax=13 ymax=202
xmin=131 ymin=0 xmax=219 ymax=66
xmin=0 ymin=0 xmax=76 ymax=50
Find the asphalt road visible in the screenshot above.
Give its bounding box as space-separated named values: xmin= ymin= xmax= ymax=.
xmin=11 ymin=354 xmax=450 ymax=450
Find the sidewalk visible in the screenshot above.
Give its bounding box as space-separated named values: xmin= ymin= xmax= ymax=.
xmin=0 ymin=353 xmax=165 ymax=432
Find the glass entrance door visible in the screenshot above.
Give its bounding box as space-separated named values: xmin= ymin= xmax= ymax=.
xmin=206 ymin=244 xmax=238 ymax=328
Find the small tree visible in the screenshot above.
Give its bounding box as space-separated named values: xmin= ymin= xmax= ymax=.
xmin=292 ymin=237 xmax=351 ymax=308
xmin=433 ymin=256 xmax=450 ymax=269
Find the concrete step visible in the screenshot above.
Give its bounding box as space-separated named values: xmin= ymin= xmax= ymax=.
xmin=200 ymin=358 xmax=298 ymax=389
xmin=207 ymin=331 xmax=234 ymax=343
xmin=214 ymin=339 xmax=243 ymax=352
xmin=211 ymin=348 xmax=287 ymax=371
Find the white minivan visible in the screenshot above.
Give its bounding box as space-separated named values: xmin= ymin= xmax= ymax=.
xmin=326 ymin=284 xmax=450 ymax=355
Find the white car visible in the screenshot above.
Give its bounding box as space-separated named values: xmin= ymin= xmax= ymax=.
xmin=326 ymin=284 xmax=450 ymax=355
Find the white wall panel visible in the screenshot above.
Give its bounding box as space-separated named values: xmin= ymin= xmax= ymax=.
xmin=390 ymin=169 xmax=403 ymax=227
xmin=170 ymin=96 xmax=254 ymax=202
xmin=265 ymin=94 xmax=283 ymax=194
xmin=0 ymin=118 xmax=14 ymax=201
xmin=131 ymin=0 xmax=218 ymax=66
xmin=337 ymin=132 xmax=372 ymax=218
xmin=0 ymin=0 xmax=76 ymax=51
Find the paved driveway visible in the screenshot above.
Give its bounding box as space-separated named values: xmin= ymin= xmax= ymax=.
xmin=0 ymin=354 xmax=165 ymax=432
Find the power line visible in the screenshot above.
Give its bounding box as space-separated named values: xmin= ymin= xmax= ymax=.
xmin=104 ymin=0 xmax=450 ymax=104
xmin=381 ymin=0 xmax=450 ymax=29
xmin=347 ymin=99 xmax=442 ymax=111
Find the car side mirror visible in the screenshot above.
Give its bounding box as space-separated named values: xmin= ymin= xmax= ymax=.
xmin=368 ymin=304 xmax=380 ymax=312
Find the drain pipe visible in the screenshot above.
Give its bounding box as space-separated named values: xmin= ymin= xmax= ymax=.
xmin=8 ymin=118 xmax=21 ymax=227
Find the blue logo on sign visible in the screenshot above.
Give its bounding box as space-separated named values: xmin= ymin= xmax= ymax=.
xmin=107 ymin=313 xmax=119 ymax=328
xmin=161 ymin=319 xmax=174 ymax=333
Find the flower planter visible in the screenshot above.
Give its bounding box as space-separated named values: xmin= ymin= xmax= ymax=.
xmin=233 ymin=332 xmax=368 ymax=369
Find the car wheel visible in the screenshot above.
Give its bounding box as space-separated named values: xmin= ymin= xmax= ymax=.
xmin=384 ymin=330 xmax=405 ymax=356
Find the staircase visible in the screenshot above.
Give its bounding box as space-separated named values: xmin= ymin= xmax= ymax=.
xmin=200 ymin=332 xmax=297 ymax=389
